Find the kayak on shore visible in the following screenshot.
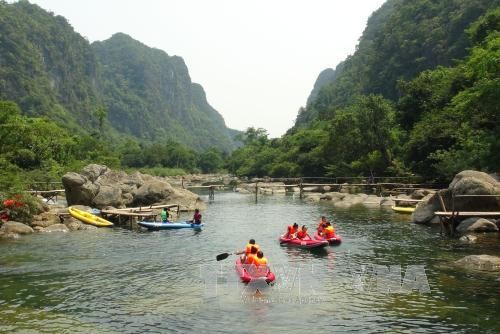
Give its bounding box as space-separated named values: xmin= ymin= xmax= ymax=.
xmin=235 ymin=258 xmax=275 ymax=284
xmin=138 ymin=221 xmax=204 ymax=230
xmin=314 ymin=232 xmax=342 ymax=245
xmin=391 ymin=206 xmax=416 ymax=214
xmin=279 ymin=235 xmax=328 ymax=249
xmin=68 ymin=206 xmax=114 ymax=227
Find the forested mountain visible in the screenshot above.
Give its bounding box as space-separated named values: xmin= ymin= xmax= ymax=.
xmin=0 ymin=0 xmax=237 ymax=152
xmin=92 ymin=33 xmax=236 ymax=151
xmin=299 ymin=0 xmax=499 ymax=125
xmin=228 ymin=0 xmax=499 ymax=181
xmin=0 ymin=0 xmax=98 ymax=132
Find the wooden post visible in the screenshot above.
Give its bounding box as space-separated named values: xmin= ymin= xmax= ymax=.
xmin=255 ymin=182 xmax=258 ymax=203
xmin=181 ymin=177 xmax=184 ymax=189
xmin=299 ymin=178 xmax=303 ymax=199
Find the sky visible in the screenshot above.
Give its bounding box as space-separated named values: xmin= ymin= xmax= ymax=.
xmin=27 ymin=0 xmax=386 ymax=138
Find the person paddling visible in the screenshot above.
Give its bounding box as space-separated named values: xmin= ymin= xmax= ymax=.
xmin=160 ymin=207 xmax=169 ymax=223
xmin=245 ymin=245 xmax=259 ymax=265
xmin=235 ymin=239 xmax=259 ymax=263
xmin=190 ymin=208 xmax=202 ymax=224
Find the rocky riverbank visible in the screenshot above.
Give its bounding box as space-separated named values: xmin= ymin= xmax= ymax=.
xmin=411 ymin=170 xmax=500 ymax=234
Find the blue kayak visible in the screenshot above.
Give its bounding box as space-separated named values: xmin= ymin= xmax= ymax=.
xmin=138 ymin=221 xmax=204 ymax=230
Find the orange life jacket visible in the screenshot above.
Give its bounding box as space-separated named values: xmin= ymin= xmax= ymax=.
xmin=253 ymin=256 xmax=268 ymax=266
xmin=297 ymin=230 xmax=307 ymax=239
xmin=246 ymin=253 xmax=257 ymax=264
xmin=324 ymin=226 xmax=335 ymax=237
xmin=287 ymin=225 xmax=298 ymax=235
xmin=246 ymin=243 xmax=259 ymax=255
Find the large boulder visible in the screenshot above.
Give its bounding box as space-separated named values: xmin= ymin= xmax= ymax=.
xmin=62 ymin=172 xmax=98 ymax=205
xmin=93 ymin=185 xmax=123 ymax=208
xmin=449 ymin=170 xmax=500 ymax=211
xmin=456 ymin=218 xmax=499 ymax=233
xmin=0 ymin=221 xmax=34 ymax=235
xmin=412 ymin=170 xmax=500 ymax=225
xmin=62 ymin=164 xmax=204 ymax=210
xmin=411 ymin=190 xmax=449 ymax=224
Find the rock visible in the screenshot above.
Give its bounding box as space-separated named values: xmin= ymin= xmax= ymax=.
xmin=93 ymin=185 xmax=123 ymax=208
xmin=411 ymin=189 xmax=432 ymax=199
xmin=456 ymin=217 xmax=499 ymax=233
xmin=31 ymin=212 xmax=61 ymax=228
xmin=380 ymin=198 xmax=395 ymax=206
xmin=81 ymin=164 xmax=110 ymax=182
xmin=62 ymin=164 xmax=204 ymax=210
xmin=43 ymin=224 xmax=69 ymax=233
xmin=455 ymin=255 xmax=500 ymax=271
xmin=64 ymin=217 xmax=82 ymax=231
xmin=0 ymin=232 xmax=20 ymax=239
xmin=133 ymin=180 xmax=174 ymax=205
xmin=0 ymin=221 xmax=34 ymax=235
xmin=33 ymin=226 xmax=45 ymax=232
xmin=79 ymin=223 xmax=98 ymax=231
xmin=62 ymin=172 xmax=99 ymax=206
xmin=449 ymin=170 xmax=500 ymax=211
xmin=459 ymin=234 xmax=478 ymax=243
xmin=411 ymin=190 xmax=449 ymax=224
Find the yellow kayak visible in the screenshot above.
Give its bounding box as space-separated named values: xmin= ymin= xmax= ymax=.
xmin=391 ymin=206 xmax=416 ymax=214
xmin=68 ymin=207 xmax=114 ymax=227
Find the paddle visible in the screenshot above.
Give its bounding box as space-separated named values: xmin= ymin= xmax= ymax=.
xmin=216 ymin=252 xmax=232 ymax=261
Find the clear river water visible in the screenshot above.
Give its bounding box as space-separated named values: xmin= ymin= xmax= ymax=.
xmin=1 ymin=192 xmax=499 ymax=333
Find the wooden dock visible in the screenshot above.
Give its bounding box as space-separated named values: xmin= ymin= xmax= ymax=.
xmin=100 ymin=204 xmax=180 ymax=226
xmin=434 ymin=193 xmax=500 ymax=236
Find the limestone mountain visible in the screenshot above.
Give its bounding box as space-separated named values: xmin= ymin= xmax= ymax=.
xmin=0 ymin=1 xmax=237 ymax=152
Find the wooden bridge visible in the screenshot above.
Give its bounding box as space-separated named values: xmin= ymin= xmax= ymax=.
xmin=183 ymin=176 xmax=439 ymax=202
xmin=25 ymin=182 xmax=65 ymax=203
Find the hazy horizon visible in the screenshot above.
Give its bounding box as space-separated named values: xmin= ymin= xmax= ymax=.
xmin=24 ymin=0 xmax=386 ymax=138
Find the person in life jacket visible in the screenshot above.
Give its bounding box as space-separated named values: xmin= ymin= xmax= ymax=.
xmin=235 ymin=239 xmax=260 ymax=263
xmin=323 ymin=222 xmax=335 ymax=238
xmin=252 ymin=250 xmax=269 ymax=277
xmin=245 ymin=246 xmax=259 ymax=265
xmin=189 ymin=208 xmax=202 ymax=224
xmin=286 ymin=223 xmax=299 ymax=238
xmin=296 ymin=225 xmax=309 ymax=239
xmin=160 ymin=207 xmax=169 ymax=223
xmin=317 ymin=216 xmax=328 ymax=234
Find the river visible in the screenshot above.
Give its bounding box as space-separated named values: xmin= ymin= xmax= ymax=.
xmin=1 ymin=192 xmax=499 ymax=333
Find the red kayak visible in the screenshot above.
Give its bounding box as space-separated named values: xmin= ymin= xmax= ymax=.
xmin=235 ymin=258 xmax=276 ymax=284
xmin=314 ymin=232 xmax=342 ymax=245
xmin=279 ymin=235 xmax=328 ymax=249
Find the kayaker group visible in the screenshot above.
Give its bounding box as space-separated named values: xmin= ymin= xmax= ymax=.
xmin=284 ymin=216 xmax=336 ymax=240
xmin=236 ymin=239 xmax=269 ymax=276
xmin=161 ymin=207 xmax=202 ymax=225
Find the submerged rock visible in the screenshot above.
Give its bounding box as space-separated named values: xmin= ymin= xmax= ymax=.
xmin=456 ymin=218 xmax=499 ymax=233
xmin=43 ymin=224 xmax=69 ymax=233
xmin=455 ymin=255 xmax=500 ymax=272
xmin=459 ymin=234 xmax=478 ymax=243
